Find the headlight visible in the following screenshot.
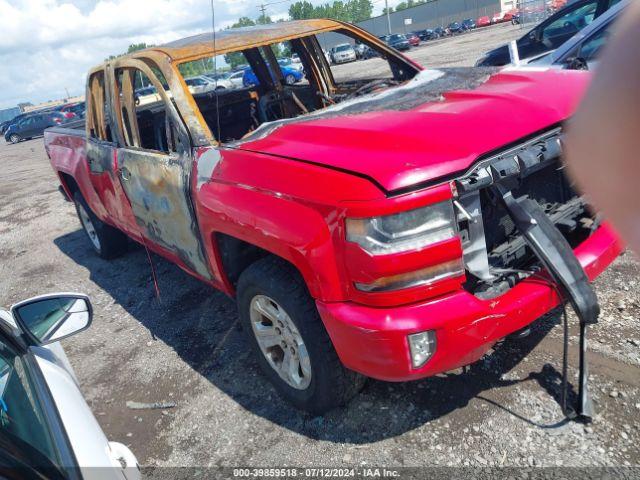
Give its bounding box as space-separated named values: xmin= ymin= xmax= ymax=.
xmin=346 ymin=201 xmax=457 ymax=255
xmin=354 ymin=258 xmax=464 ymax=292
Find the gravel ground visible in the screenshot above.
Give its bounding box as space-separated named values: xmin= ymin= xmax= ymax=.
xmin=1 ymin=22 xmax=639 ymax=472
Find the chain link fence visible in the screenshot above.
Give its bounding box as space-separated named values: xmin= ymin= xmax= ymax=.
xmin=515 ymin=0 xmax=567 ymax=28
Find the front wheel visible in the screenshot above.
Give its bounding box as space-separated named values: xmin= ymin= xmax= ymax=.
xmin=74 ymin=191 xmax=128 ymax=259
xmin=237 ymin=256 xmax=365 ymax=413
xmin=284 ymin=74 xmax=296 ymax=85
xmin=9 ymin=134 xmax=20 ymax=144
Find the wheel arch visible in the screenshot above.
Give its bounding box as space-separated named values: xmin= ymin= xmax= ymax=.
xmin=58 ymin=171 xmax=79 ymax=199
xmin=213 ymin=229 xmax=339 ymax=301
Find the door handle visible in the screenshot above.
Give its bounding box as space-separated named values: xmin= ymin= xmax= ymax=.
xmin=120 ymin=167 xmax=131 ymax=181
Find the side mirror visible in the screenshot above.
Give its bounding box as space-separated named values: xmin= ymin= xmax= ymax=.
xmin=565 ymin=56 xmax=589 ymax=71
xmin=11 ymin=294 xmax=92 ymax=346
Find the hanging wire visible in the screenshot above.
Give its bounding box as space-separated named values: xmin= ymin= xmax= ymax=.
xmin=210 ymin=0 xmax=222 ymax=143
xmin=491 ymin=267 xmax=575 ymax=419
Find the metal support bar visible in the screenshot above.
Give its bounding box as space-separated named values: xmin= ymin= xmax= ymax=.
xmin=493 ymin=183 xmax=597 ymax=421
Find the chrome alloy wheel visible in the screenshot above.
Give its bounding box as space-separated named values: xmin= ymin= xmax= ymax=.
xmin=77 ymin=202 xmax=100 ymax=251
xmin=249 ymin=295 xmax=312 ymax=390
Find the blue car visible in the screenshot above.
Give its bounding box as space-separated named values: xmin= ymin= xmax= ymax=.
xmin=243 ymin=65 xmax=304 ymax=87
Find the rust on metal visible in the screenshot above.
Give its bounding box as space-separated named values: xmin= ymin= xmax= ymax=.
xmin=79 ymin=19 xmax=421 ymax=282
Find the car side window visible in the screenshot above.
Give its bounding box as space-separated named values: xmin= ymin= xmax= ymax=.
xmin=87 ymin=71 xmax=113 ymax=142
xmin=316 ymin=30 xmax=410 ymax=88
xmin=542 ymin=2 xmax=599 ymax=41
xmin=113 ymin=64 xmax=179 ymax=154
xmin=578 ymin=23 xmax=611 ymax=60
xmin=0 ymin=338 xmax=58 ymax=466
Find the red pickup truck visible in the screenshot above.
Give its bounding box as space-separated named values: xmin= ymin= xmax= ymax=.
xmin=44 ymin=19 xmax=621 ymax=414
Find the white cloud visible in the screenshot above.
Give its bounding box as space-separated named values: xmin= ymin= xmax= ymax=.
xmin=0 ymin=0 xmax=399 ymax=109
xmin=0 ymin=0 xmax=269 ymax=108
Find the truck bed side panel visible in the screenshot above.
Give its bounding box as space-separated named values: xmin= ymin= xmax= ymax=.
xmin=44 ymin=128 xmax=111 ymax=222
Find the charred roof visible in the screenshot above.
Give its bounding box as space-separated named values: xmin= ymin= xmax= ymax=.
xmin=148 ymin=19 xmax=346 ymax=63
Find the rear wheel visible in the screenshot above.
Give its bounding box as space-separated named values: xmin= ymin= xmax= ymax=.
xmin=9 ymin=134 xmax=20 ymax=144
xmin=284 ymin=74 xmax=296 ymax=85
xmin=74 ymin=191 xmax=128 ymax=259
xmin=237 ymin=256 xmax=365 ymax=413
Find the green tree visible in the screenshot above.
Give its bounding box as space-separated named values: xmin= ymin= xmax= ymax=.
xmin=127 ymin=43 xmax=149 ymax=54
xmin=105 ymin=42 xmax=152 ymax=61
xmin=289 ymin=1 xmax=315 ymax=20
xmin=224 ymin=17 xmax=256 ymax=68
xmin=395 ymin=0 xmax=420 ymax=11
xmin=289 ymin=0 xmax=373 ymax=22
xmin=232 ymin=16 xmax=256 ymax=27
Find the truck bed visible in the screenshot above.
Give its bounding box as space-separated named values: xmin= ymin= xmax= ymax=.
xmin=45 ymin=119 xmax=85 ymax=137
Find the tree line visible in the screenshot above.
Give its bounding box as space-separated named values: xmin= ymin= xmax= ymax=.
xmin=383 ymin=0 xmax=428 ymax=15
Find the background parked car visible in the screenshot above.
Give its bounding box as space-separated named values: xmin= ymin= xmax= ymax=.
xmin=243 ymin=64 xmax=304 ymax=86
xmin=330 ymin=43 xmax=357 ymax=63
xmin=0 ymin=293 xmax=139 ymax=479
xmin=353 ymin=42 xmax=368 ymax=59
xmin=184 ymin=75 xmax=218 ymax=94
xmin=57 ymin=102 xmax=85 ymax=119
xmin=434 ymin=26 xmax=448 ymax=37
xmin=384 ymin=33 xmax=411 ymax=51
xmin=225 ymin=69 xmax=247 ymax=88
xmin=405 ymin=32 xmax=421 ymax=46
xmin=0 ymin=113 xmax=29 ymax=135
xmin=462 ymin=18 xmax=477 ymax=30
xmin=277 ymin=57 xmax=304 ymax=73
xmin=4 ymin=112 xmax=68 ymax=143
xmin=358 ymin=44 xmax=379 ymax=59
xmin=202 ymin=72 xmax=237 ymax=90
xmin=48 ymin=103 xmax=78 ymax=120
xmin=448 ymin=21 xmax=464 ymax=34
xmin=415 ymin=28 xmax=439 ymax=41
xmin=134 ymin=85 xmax=161 ymax=106
xmin=476 ymin=15 xmax=491 ymax=27
xmin=491 ymin=11 xmax=506 ymax=23
xmin=476 ymin=0 xmax=618 ymax=66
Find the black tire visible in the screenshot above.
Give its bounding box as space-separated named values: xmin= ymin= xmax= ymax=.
xmin=73 ymin=191 xmax=128 ymax=259
xmin=237 ymin=256 xmax=365 ymax=414
xmin=9 ymin=134 xmax=20 ymax=144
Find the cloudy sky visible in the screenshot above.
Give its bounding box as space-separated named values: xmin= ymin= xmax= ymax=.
xmin=0 ymin=0 xmax=399 ymax=109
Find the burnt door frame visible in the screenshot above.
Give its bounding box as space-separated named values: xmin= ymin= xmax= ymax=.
xmin=106 ymin=57 xmax=213 ymax=281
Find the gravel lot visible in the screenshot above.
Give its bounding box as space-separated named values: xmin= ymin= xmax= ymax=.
xmin=1 ymin=22 xmax=640 ymax=472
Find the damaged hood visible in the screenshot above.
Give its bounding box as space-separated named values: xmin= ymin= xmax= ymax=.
xmin=233 ymin=67 xmax=591 ymax=193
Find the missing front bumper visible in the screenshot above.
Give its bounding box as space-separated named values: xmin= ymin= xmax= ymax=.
xmin=494 ymin=183 xmax=597 ymax=420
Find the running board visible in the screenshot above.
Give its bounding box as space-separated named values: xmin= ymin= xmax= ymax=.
xmin=493 ymin=184 xmax=598 ymax=421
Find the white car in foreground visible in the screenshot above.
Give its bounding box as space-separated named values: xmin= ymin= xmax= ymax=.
xmin=0 ymin=293 xmax=139 ymax=479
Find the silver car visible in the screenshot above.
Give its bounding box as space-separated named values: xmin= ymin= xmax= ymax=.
xmin=331 ymin=44 xmax=357 ymax=64
xmin=0 ymin=293 xmax=139 ymax=479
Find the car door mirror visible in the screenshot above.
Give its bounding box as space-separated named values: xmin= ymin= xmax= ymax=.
xmin=528 ymin=30 xmax=539 ymax=43
xmin=565 ymin=56 xmax=589 ymax=71
xmin=11 ymin=294 xmax=92 ymax=345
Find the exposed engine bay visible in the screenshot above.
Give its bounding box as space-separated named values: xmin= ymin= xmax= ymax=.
xmin=454 ymin=128 xmax=597 ymax=299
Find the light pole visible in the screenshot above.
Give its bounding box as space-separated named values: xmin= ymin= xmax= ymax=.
xmin=385 ymin=0 xmax=392 ymax=34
